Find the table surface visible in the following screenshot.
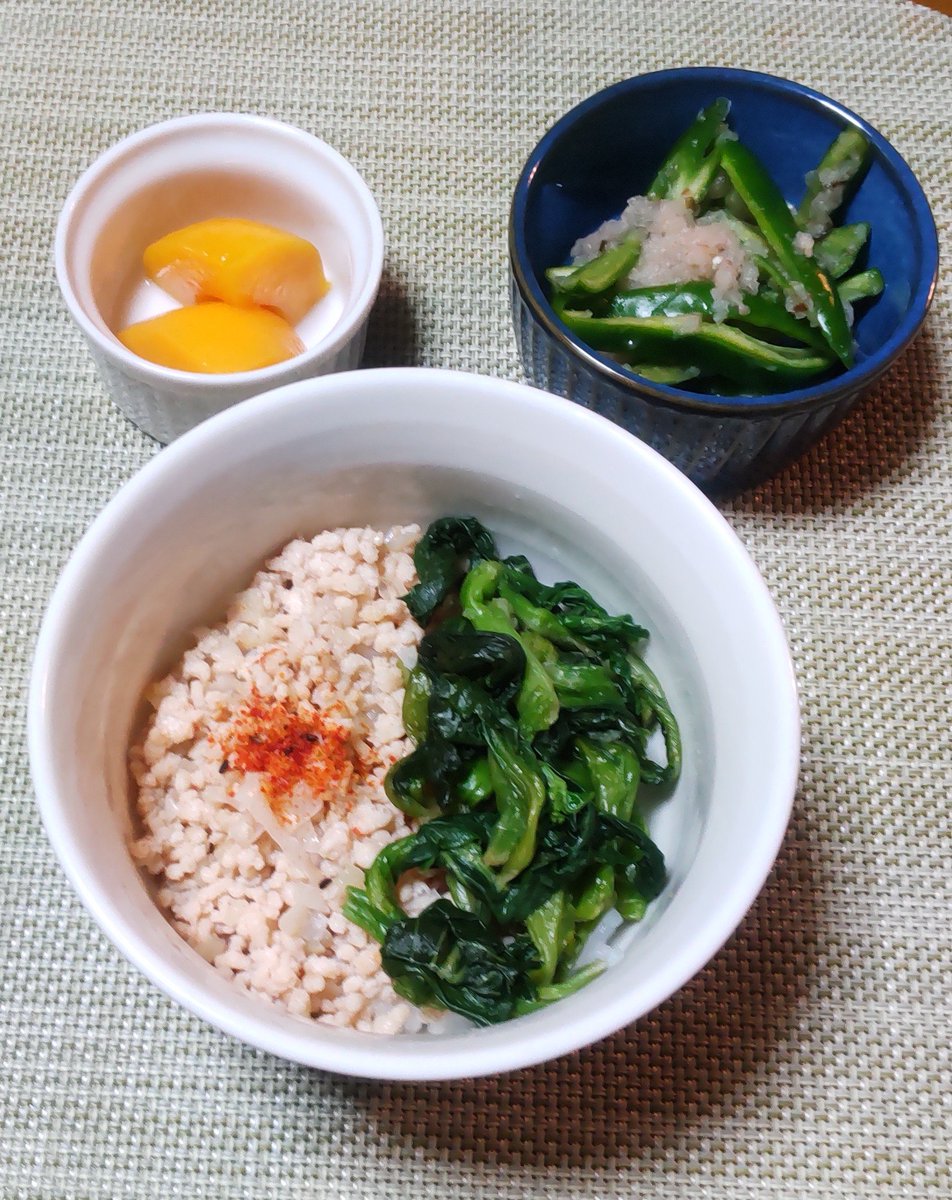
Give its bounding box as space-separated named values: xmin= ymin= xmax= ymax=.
xmin=2 ymin=1 xmax=950 ymax=1196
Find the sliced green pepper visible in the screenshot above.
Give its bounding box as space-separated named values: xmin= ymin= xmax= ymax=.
xmin=559 ymin=309 xmax=835 ymax=389
xmin=609 ymin=281 xmax=714 ymax=320
xmin=647 ymin=98 xmax=731 ymax=207
xmin=735 ymin=293 xmax=829 ymax=350
xmin=546 ymin=237 xmax=642 ymax=297
xmin=702 ymin=208 xmax=769 ymax=257
xmin=814 ymin=222 xmax=869 ymax=279
xmin=752 ymin=252 xmax=793 ymax=296
xmin=723 ymin=184 xmax=755 ymax=223
xmin=720 ymin=139 xmax=855 ymax=366
xmin=796 ymin=127 xmax=871 ymax=234
xmin=629 ymin=363 xmax=703 ymax=385
xmin=609 ymin=282 xmax=827 ymax=349
xmin=525 ymin=891 xmax=576 ymax=986
xmin=838 ymin=267 xmax=884 ymax=305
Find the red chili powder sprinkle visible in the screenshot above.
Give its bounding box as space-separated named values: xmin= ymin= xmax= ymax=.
xmin=219 ymin=692 xmax=357 ymax=822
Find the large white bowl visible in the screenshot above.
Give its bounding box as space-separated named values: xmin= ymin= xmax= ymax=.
xmin=28 ymin=368 xmax=799 ymax=1080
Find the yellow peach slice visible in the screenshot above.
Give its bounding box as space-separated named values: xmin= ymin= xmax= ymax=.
xmin=117 ymin=301 xmax=304 ymax=374
xmin=143 ymin=218 xmax=329 ymax=324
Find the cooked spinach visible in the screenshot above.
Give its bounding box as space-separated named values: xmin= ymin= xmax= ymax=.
xmin=382 ymin=901 xmax=540 ymax=1026
xmin=402 ymin=516 xmax=497 ymax=623
xmin=343 ymin=516 xmax=680 ymax=1026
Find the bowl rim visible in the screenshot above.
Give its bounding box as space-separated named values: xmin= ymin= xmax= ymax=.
xmin=53 ymin=111 xmax=385 ymax=390
xmin=28 ymin=367 xmax=800 ymax=1079
xmin=509 ymin=66 xmax=939 ymax=417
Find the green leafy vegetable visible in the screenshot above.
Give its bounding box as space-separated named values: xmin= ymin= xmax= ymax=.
xmin=401 ymin=665 xmax=430 ymax=743
xmin=573 ymin=865 xmax=616 ymax=924
xmin=483 ymin=725 xmax=547 ymax=882
xmin=382 ymin=901 xmax=539 ymax=1027
xmin=525 ymin=890 xmax=575 ymax=986
xmin=345 ymin=516 xmax=680 ymax=1026
xmin=402 ymin=516 xmax=497 ymax=623
xmin=460 ymin=559 xmax=560 ymax=734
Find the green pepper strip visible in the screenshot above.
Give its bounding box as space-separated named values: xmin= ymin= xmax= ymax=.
xmin=736 ymin=293 xmax=830 ymax=349
xmin=629 ymin=363 xmax=702 ymax=385
xmin=609 ymin=282 xmax=827 ymax=350
xmin=546 ymin=237 xmax=642 ymax=297
xmin=647 ymin=98 xmax=731 ymax=206
xmin=752 ymin=253 xmax=792 ymax=296
xmin=609 ymin=282 xmax=713 ymax=319
xmin=837 ymin=268 xmax=884 ymax=305
xmin=559 ymin=309 xmax=834 ymax=388
xmin=813 ymin=222 xmax=869 ymax=279
xmin=723 ymin=184 xmax=755 ymax=224
xmin=796 ymin=127 xmax=871 ymax=233
xmin=701 ymin=213 xmax=797 ymax=301
xmin=720 ymin=140 xmax=854 ymax=367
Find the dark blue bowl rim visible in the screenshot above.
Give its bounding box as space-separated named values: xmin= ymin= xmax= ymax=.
xmin=509 ymin=66 xmax=940 ymax=417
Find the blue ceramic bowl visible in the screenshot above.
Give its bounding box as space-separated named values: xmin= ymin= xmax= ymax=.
xmin=509 ymin=67 xmax=938 ymax=494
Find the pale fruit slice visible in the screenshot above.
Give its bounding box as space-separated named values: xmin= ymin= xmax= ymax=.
xmin=117 ymin=301 xmax=305 ymax=374
xmin=143 ymin=217 xmax=329 ymax=324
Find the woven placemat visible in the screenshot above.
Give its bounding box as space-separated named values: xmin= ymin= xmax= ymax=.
xmin=1 ymin=1 xmax=949 ymax=1196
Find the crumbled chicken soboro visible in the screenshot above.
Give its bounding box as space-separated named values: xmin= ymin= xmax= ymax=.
xmin=130 ymin=525 xmax=443 ymax=1035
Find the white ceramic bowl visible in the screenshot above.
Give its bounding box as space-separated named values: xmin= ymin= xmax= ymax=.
xmin=28 ymin=368 xmax=799 ymax=1080
xmin=55 ymin=113 xmax=384 ymax=442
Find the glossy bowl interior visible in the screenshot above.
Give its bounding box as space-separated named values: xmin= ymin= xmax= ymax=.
xmin=510 ymin=68 xmax=938 ymax=490
xmin=29 ymin=368 xmax=799 ymax=1080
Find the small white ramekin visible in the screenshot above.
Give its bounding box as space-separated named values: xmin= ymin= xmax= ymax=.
xmin=55 ymin=113 xmax=384 ymax=442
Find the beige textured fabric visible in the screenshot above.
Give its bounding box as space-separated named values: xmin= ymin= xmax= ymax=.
xmin=1 ymin=0 xmax=950 ymax=1195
